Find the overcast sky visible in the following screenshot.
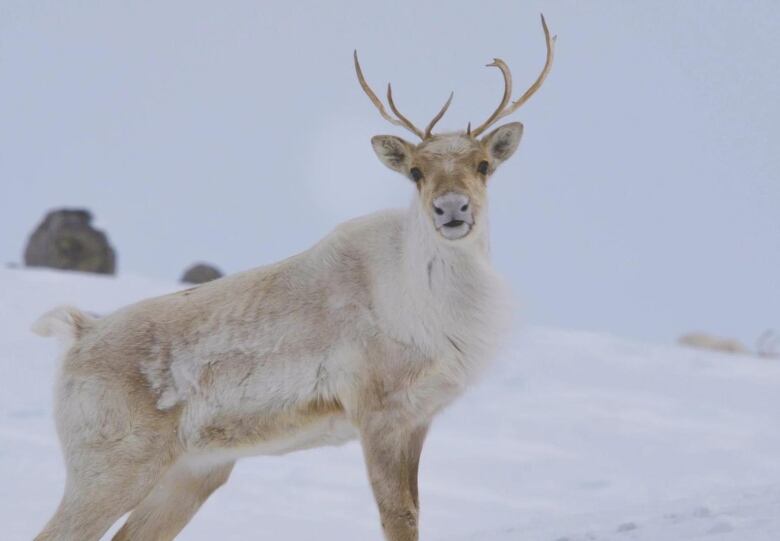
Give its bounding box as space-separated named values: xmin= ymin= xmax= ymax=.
xmin=1 ymin=0 xmax=778 ymax=345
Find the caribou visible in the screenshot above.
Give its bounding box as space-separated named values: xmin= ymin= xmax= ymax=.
xmin=32 ymin=15 xmax=555 ymax=541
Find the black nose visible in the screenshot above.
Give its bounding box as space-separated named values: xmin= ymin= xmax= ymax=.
xmin=443 ymin=220 xmax=465 ymax=228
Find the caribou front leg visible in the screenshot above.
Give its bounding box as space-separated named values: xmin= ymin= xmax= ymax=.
xmin=360 ymin=415 xmax=429 ymax=541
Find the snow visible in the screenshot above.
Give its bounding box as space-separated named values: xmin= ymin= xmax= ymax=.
xmin=1 ymin=267 xmax=779 ymax=540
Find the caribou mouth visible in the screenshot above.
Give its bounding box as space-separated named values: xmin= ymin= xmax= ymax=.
xmin=438 ymin=221 xmax=471 ymax=240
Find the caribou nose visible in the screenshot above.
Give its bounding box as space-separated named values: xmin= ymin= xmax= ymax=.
xmin=432 ymin=192 xmax=472 ymax=228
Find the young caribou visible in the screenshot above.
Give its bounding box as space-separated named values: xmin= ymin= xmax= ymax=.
xmin=32 ymin=15 xmax=555 ymax=541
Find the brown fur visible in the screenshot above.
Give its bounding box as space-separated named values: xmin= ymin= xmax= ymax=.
xmin=194 ymin=397 xmax=345 ymax=449
xmin=34 ymin=355 xmax=183 ymax=540
xmin=112 ymin=461 xmax=235 ymax=541
xmin=413 ymin=137 xmax=492 ymax=217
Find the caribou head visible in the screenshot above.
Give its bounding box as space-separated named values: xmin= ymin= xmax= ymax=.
xmin=355 ymin=14 xmax=555 ymax=240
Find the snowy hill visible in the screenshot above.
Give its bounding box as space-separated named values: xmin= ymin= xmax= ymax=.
xmin=1 ymin=268 xmax=779 ymax=540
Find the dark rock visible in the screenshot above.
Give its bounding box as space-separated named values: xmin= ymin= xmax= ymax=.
xmin=24 ymin=209 xmax=116 ymax=275
xmin=181 ymin=263 xmax=223 ymax=284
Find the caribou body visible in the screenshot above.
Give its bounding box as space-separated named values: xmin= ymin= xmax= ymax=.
xmin=33 ymin=16 xmax=555 ymax=541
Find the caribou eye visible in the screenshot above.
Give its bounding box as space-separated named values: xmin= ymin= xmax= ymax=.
xmin=477 ymin=161 xmax=489 ymax=175
xmin=410 ymin=167 xmax=423 ymax=182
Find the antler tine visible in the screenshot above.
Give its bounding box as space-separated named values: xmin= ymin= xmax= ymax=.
xmin=424 ymin=91 xmax=454 ymax=139
xmin=386 ymin=84 xmax=425 ymax=139
xmin=469 ymin=59 xmax=512 ymax=138
xmin=499 ymin=14 xmax=556 ymax=118
xmin=470 ymin=13 xmax=556 ymax=138
xmin=354 ymin=50 xmax=420 ymax=137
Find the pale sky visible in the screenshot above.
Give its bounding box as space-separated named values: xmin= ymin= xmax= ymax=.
xmin=1 ymin=0 xmax=778 ymax=345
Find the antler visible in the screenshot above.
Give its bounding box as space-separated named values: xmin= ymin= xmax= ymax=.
xmin=469 ymin=14 xmax=556 ymax=138
xmin=354 ymin=50 xmax=453 ymax=140
xmin=385 ymin=83 xmax=424 ymax=139
xmin=424 ymin=91 xmax=454 ymax=139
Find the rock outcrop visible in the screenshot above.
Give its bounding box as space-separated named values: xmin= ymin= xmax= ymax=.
xmin=24 ymin=209 xmax=116 ymax=275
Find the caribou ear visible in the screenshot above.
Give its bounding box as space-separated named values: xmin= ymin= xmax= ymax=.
xmin=481 ymin=122 xmax=524 ymax=167
xmin=371 ymin=135 xmax=414 ymax=174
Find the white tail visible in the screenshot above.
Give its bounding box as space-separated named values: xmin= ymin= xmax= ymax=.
xmin=32 ymin=306 xmax=96 ymax=348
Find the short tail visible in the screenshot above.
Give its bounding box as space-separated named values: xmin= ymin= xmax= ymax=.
xmin=32 ymin=305 xmax=97 ymax=348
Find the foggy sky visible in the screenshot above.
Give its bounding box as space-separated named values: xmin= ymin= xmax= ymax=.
xmin=1 ymin=0 xmax=778 ymax=345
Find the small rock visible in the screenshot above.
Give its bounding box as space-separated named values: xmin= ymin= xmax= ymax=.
xmin=616 ymin=522 xmax=638 ymax=533
xmin=181 ymin=263 xmax=223 ymax=284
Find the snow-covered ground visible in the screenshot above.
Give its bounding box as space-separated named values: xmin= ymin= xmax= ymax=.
xmin=1 ymin=267 xmax=779 ymax=540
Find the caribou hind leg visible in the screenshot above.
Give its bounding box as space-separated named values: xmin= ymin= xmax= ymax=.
xmin=112 ymin=459 xmax=235 ymax=541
